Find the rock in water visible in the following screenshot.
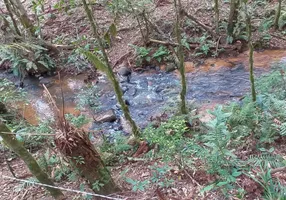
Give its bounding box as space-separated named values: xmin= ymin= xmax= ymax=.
xmin=94 ymin=109 xmax=117 ymax=123
xmin=117 ymin=66 xmax=132 ymax=82
xmin=117 ymin=66 xmax=131 ymax=77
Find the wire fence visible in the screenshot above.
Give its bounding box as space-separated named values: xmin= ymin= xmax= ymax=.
xmin=1 ymin=175 xmax=126 ymax=200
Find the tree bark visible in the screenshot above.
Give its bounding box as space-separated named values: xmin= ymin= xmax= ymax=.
xmin=9 ymin=0 xmax=35 ymax=36
xmin=0 ymin=104 xmax=64 ymax=200
xmin=245 ymin=4 xmax=256 ymax=102
xmin=81 ymin=0 xmax=140 ymax=137
xmin=227 ymin=0 xmax=239 ymax=40
xmin=174 ymin=0 xmax=187 ymax=115
xmin=3 ymin=0 xmax=21 ymax=35
xmin=55 ymin=124 xmax=120 ymax=195
xmin=274 ymin=0 xmax=282 ymax=30
xmin=214 ymin=0 xmax=219 ymax=34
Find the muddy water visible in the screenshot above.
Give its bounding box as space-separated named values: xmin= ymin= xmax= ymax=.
xmin=4 ymin=49 xmax=286 ymax=131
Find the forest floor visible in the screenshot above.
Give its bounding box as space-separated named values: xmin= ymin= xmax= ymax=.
xmin=1 ymin=0 xmax=286 ymax=199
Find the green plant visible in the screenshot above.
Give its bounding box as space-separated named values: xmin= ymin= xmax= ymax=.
xmin=125 ymin=178 xmax=149 ymax=192
xmin=194 ymin=34 xmax=215 ymax=56
xmin=129 ymin=44 xmax=152 ymax=66
xmin=100 ymin=132 xmax=132 ymax=164
xmin=0 ymin=43 xmax=55 ymax=78
xmin=37 ymin=149 xmax=75 ymax=181
xmin=199 ymin=106 xmax=238 ymax=175
xmin=248 ymin=166 xmax=286 ymax=200
xmin=65 ymin=114 xmax=89 ymax=128
xmin=143 ymin=116 xmax=189 ymax=160
xmin=92 ymin=180 xmax=104 ymax=192
xmin=149 ymin=163 xmax=174 ymax=188
xmin=278 ymin=11 xmax=286 ymax=30
xmin=76 ymin=85 xmax=100 ymax=111
xmin=73 ymin=156 xmax=85 ymax=165
xmin=152 ymin=46 xmax=169 ymax=62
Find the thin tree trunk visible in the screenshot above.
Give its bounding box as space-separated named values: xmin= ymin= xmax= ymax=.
xmin=227 ymin=0 xmax=238 ymax=40
xmin=9 ymin=0 xmax=35 ymax=36
xmin=0 ymin=106 xmax=64 ymax=199
xmin=274 ymin=0 xmax=282 ymax=30
xmin=214 ymin=0 xmax=219 ymax=34
xmin=3 ymin=0 xmax=21 ymax=35
xmin=81 ymin=0 xmax=140 ymax=137
xmin=245 ymin=4 xmax=256 ymax=102
xmin=174 ymin=0 xmax=187 ymax=115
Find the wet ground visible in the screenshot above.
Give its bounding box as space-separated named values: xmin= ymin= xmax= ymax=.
xmin=2 ymin=49 xmax=286 ymax=133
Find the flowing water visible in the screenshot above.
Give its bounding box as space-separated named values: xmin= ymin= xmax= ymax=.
xmin=2 ymin=49 xmax=286 ymax=132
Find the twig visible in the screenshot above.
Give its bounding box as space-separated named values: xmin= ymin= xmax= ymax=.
xmin=270 ymin=33 xmax=286 ymax=41
xmin=181 ymin=9 xmax=216 ymax=38
xmin=112 ymin=51 xmax=132 ymax=68
xmin=20 ymin=190 xmax=28 ymax=200
xmin=4 ymin=148 xmax=16 ymax=178
xmin=215 ymin=36 xmax=222 ymax=57
xmin=149 ymin=38 xmax=179 ymax=46
xmin=142 ymin=13 xmax=170 ymax=40
xmin=149 ymin=38 xmax=232 ymax=49
xmin=2 ymin=175 xmax=125 ymax=200
xmin=270 ymin=166 xmax=286 ymax=175
xmin=1 ymin=132 xmax=55 ymax=136
xmin=183 ymin=169 xmax=201 ymax=187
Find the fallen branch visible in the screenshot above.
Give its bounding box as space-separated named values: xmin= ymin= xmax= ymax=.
xmin=149 ymin=38 xmax=232 ymax=49
xmin=142 ymin=13 xmax=170 ymax=40
xmin=270 ymin=33 xmax=286 ymax=41
xmin=181 ymin=9 xmax=216 ymax=38
xmin=112 ymin=51 xmax=132 ymax=68
xmin=270 ymin=166 xmax=286 ymax=175
xmin=215 ymin=36 xmax=222 ymax=56
xmin=149 ymin=38 xmax=179 ymax=46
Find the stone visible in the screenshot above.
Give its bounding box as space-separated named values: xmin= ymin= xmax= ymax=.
xmin=117 ymin=66 xmax=131 ymax=76
xmin=165 ymin=63 xmax=177 ymax=72
xmin=39 ymin=77 xmax=54 ymax=88
xmin=155 ymin=86 xmax=164 ymax=93
xmin=94 ymin=109 xmax=117 ymax=123
xmin=120 ymin=116 xmax=132 ymax=134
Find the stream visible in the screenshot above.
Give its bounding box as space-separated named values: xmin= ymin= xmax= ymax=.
xmin=2 ymin=49 xmax=286 ymax=134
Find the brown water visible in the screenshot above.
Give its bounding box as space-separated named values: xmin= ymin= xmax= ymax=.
xmin=10 ymin=49 xmax=286 ymax=128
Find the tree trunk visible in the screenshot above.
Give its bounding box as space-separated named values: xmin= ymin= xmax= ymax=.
xmin=245 ymin=4 xmax=256 ymax=102
xmin=274 ymin=0 xmax=282 ymax=30
xmin=227 ymin=0 xmax=238 ymax=40
xmin=54 ymin=124 xmax=120 ymax=195
xmin=0 ymin=104 xmax=64 ymax=200
xmin=214 ymin=0 xmax=219 ymax=34
xmin=3 ymin=0 xmax=21 ymax=35
xmin=81 ymin=0 xmax=140 ymax=137
xmin=9 ymin=0 xmax=35 ymax=36
xmin=174 ymin=0 xmax=187 ymax=115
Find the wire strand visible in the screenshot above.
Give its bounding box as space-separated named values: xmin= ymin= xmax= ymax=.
xmin=1 ymin=175 xmax=125 ymax=200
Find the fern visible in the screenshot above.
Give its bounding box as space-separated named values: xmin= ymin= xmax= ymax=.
xmin=247 ymin=154 xmax=285 ymax=169
xmin=0 ymin=42 xmax=55 ymax=77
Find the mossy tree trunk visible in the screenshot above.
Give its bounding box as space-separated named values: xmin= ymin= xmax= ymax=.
xmin=245 ymin=3 xmax=256 ymax=102
xmin=174 ymin=0 xmax=187 ymax=115
xmin=274 ymin=0 xmax=282 ymax=30
xmin=227 ymin=0 xmax=239 ymax=40
xmin=8 ymin=0 xmax=35 ymax=36
xmin=3 ymin=0 xmax=21 ymax=36
xmin=81 ymin=0 xmax=140 ymax=137
xmin=214 ymin=0 xmax=219 ymax=34
xmin=0 ymin=105 xmax=64 ymax=200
